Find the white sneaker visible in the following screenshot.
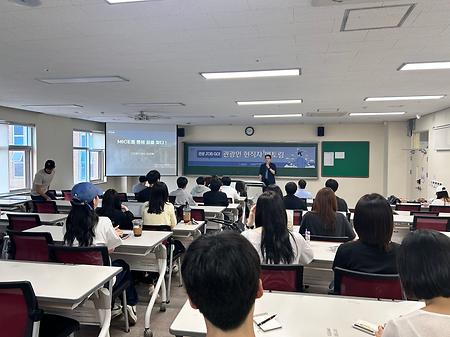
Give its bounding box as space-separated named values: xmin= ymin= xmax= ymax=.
xmin=111 ymin=304 xmax=123 ymax=319
xmin=126 ymin=305 xmax=137 ymax=326
xmin=148 ymin=284 xmax=155 ymax=296
xmin=172 ymin=264 xmax=179 ymax=274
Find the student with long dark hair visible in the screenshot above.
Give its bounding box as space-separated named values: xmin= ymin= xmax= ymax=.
xmin=242 ymin=191 xmax=313 ymax=265
xmin=63 ymin=182 xmax=138 ymax=324
xmin=375 ymin=230 xmax=450 ymax=337
xmin=142 ymin=182 xmax=177 ymax=228
xmin=300 ymin=187 xmax=355 ymax=240
xmin=96 ymin=189 xmax=134 ymax=230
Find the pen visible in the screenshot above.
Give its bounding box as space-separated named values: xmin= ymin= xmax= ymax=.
xmin=257 ymin=314 xmax=277 ymax=327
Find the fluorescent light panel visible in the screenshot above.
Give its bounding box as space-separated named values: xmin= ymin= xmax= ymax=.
xmin=350 ymin=112 xmax=405 ymax=116
xmin=123 ymin=102 xmax=185 ymax=107
xmin=237 ymin=99 xmax=303 ymax=106
xmin=365 ymin=95 xmax=445 ymax=101
xmin=201 ymin=68 xmax=300 ymax=80
xmin=399 ymin=62 xmax=450 ymax=71
xmin=22 ymin=104 xmax=83 ymax=108
xmin=105 ymin=0 xmax=152 ymax=4
xmin=37 ymin=76 xmax=129 ymax=84
xmin=254 ymin=114 xmax=302 ymax=118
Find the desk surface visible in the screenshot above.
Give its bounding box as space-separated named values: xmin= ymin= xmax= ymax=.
xmin=0 ymin=199 xmax=26 ymax=206
xmin=170 ymin=292 xmax=424 ymax=337
xmin=191 ymin=205 xmax=226 ymax=213
xmin=0 ymin=260 xmax=121 ymax=306
xmin=173 ymin=221 xmax=205 ymax=235
xmin=0 ymin=212 xmax=67 ymax=224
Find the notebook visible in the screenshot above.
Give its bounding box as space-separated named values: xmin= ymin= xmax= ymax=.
xmin=253 ymin=312 xmax=282 ymax=332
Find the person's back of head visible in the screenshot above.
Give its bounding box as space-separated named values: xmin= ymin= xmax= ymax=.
xmin=235 ymin=181 xmax=246 ymax=194
xmin=265 ymin=184 xmax=283 ymax=198
xmin=221 ymin=176 xmax=232 ymax=186
xmin=298 ymin=179 xmax=307 ymax=189
xmin=177 ymin=176 xmax=189 ymax=189
xmin=397 ymin=230 xmax=450 ymax=300
xmin=255 ymin=191 xmax=293 ymax=264
xmin=148 ymin=182 xmax=169 ymax=214
xmin=196 ymin=176 xmax=205 ymax=185
xmin=284 ymin=182 xmax=297 ymax=196
xmin=354 ymin=193 xmax=393 ymax=251
xmin=101 ymin=189 xmax=121 ymax=212
xmin=181 ymin=231 xmax=263 ymax=332
xmin=325 ymin=179 xmax=339 ymax=192
xmin=146 ymin=170 xmax=161 ymax=185
xmin=209 ymin=178 xmax=222 ymax=192
xmin=312 ymin=187 xmax=337 ymax=231
xmin=139 ymin=175 xmax=147 ymax=184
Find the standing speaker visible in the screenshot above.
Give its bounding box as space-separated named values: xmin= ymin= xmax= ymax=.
xmin=177 ymin=127 xmax=185 ymax=137
xmin=317 ymin=126 xmax=325 ymax=137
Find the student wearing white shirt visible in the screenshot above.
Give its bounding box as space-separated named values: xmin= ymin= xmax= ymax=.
xmin=375 ymin=230 xmax=450 ymax=337
xmin=63 ymin=182 xmax=138 ymax=325
xmin=190 ymin=176 xmax=210 ymax=197
xmin=242 ymin=191 xmax=313 ymax=265
xmin=220 ymin=176 xmax=240 ymax=202
xmin=170 ymin=176 xmax=196 ymax=206
xmin=430 ymin=185 xmax=450 ymax=206
xmin=132 ymin=175 xmax=147 ymax=194
xmin=295 ymin=179 xmax=313 ymax=199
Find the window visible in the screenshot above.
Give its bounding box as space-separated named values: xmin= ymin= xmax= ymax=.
xmin=73 ymin=130 xmax=105 ymax=184
xmin=0 ymin=123 xmax=35 ymax=193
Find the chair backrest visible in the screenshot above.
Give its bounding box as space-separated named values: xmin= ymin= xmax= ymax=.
xmin=48 ymin=245 xmax=110 ymax=266
xmin=168 ymin=196 xmax=176 ymax=204
xmin=117 ymin=193 xmax=128 ymax=202
xmin=143 ymin=224 xmax=172 ymax=232
xmin=395 ymin=204 xmax=421 ymax=212
xmin=61 ymin=190 xmax=72 ymax=201
xmin=32 ymin=200 xmax=58 ymax=214
xmin=261 ymin=264 xmax=304 ymax=292
xmin=429 ymin=205 xmax=450 ymax=213
xmin=7 ymin=214 xmax=42 ymax=231
xmin=193 ymin=196 xmax=204 ymax=203
xmin=46 ymin=189 xmax=57 ymax=199
xmin=0 ymin=281 xmax=39 ymax=337
xmin=410 ymin=211 xmax=439 ymax=217
xmin=227 ymin=198 xmax=233 ymax=204
xmin=292 ymin=209 xmax=303 ymax=226
xmin=191 ymin=209 xmax=205 ymax=221
xmin=412 ymin=216 xmax=450 ymax=231
xmin=309 ymin=235 xmax=351 ymax=242
xmin=8 ymin=230 xmax=54 ymax=262
xmin=334 ymin=267 xmax=404 ymax=300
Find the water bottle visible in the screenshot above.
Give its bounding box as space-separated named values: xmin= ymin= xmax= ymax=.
xmin=183 ymin=201 xmax=191 ymax=223
xmin=305 ymin=229 xmax=310 ymax=242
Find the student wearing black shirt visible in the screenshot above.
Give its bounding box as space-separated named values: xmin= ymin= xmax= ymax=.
xmin=325 ymin=179 xmax=348 ymax=212
xmin=96 ymin=189 xmax=134 ymax=230
xmin=332 ymin=193 xmax=399 ymax=285
xmin=203 ymin=178 xmax=229 ymax=207
xmin=283 ymin=182 xmax=307 ymax=210
xmin=136 ymin=170 xmax=160 ymax=202
xmin=300 ymin=188 xmax=355 ymax=239
xmin=258 ymin=154 xmax=277 ymax=186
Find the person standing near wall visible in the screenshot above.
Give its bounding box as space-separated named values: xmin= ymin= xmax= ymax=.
xmin=30 ymin=159 xmax=56 ymax=201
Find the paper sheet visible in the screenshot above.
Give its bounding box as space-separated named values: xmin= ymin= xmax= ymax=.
xmin=324 ymin=152 xmax=334 ymax=166
xmin=335 ymin=152 xmax=345 ymax=159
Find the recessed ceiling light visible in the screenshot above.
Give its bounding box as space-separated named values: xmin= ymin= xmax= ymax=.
xmin=200 ymin=68 xmax=301 ymax=80
xmin=398 ymin=62 xmax=450 ymax=71
xmin=36 ymin=76 xmax=129 ymax=84
xmin=22 ymin=104 xmax=83 ymax=108
xmin=105 ymin=0 xmax=154 ymax=4
xmin=237 ymin=99 xmax=303 ymax=106
xmin=254 ymin=114 xmax=302 ymax=118
xmin=123 ymin=102 xmax=185 ymax=107
xmin=364 ymin=95 xmax=445 ymax=101
xmin=349 ymin=112 xmax=406 ymax=116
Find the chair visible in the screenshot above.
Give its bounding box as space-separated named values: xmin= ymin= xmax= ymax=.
xmin=117 ymin=193 xmax=128 ymax=202
xmin=429 ymin=205 xmax=450 ymax=213
xmin=168 ymin=196 xmax=176 ymax=204
xmin=61 ymin=190 xmax=72 ymax=201
xmin=292 ymin=210 xmax=303 ymax=226
xmin=46 ymin=189 xmax=57 ymax=199
xmin=48 ymin=245 xmax=131 ymax=332
xmin=227 ymin=198 xmax=233 ymax=204
xmin=412 ymin=216 xmax=450 ymax=231
xmin=410 ymin=211 xmax=439 ymax=217
xmin=193 ymin=196 xmax=204 ymax=203
xmin=395 ymin=204 xmax=421 ymax=212
xmin=261 ymin=264 xmax=304 ymax=292
xmin=191 ymin=209 xmax=206 ymax=221
xmin=0 ymin=281 xmax=79 ymax=337
xmin=7 ymin=231 xmax=54 ymax=262
xmin=309 ymin=235 xmax=351 ymax=242
xmin=334 ymin=267 xmax=404 ymax=300
xmin=32 ymin=201 xmax=58 ymax=214
xmin=7 ymin=214 xmax=42 ymax=231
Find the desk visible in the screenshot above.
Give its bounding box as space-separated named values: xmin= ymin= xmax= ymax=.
xmin=0 ymin=260 xmax=121 ymax=337
xmin=0 ymin=195 xmax=31 ymax=201
xmin=54 ymin=200 xmax=144 ymax=217
xmin=0 ymin=198 xmax=27 ymax=211
xmin=173 ymin=221 xmax=206 ymax=239
xmin=170 ymin=292 xmax=424 ymax=337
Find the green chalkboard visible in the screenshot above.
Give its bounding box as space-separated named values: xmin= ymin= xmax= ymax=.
xmin=321 ymin=141 xmax=369 ymax=178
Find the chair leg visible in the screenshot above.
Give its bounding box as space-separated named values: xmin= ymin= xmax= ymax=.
xmin=122 ymin=290 xmax=130 ymax=332
xmin=178 ymin=257 xmax=183 ymax=287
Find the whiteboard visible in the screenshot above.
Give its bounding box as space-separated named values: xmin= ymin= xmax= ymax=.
xmin=434 ymin=126 xmax=450 ymax=151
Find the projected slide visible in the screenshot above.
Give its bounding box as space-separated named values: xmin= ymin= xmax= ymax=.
xmin=184 ymin=143 xmax=318 ymax=177
xmin=106 ymin=124 xmax=177 ymax=176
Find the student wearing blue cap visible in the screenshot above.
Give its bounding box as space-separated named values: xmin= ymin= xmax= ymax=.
xmin=63 ymin=182 xmax=139 ymax=325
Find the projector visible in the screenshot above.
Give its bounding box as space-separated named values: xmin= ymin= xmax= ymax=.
xmin=9 ymin=0 xmax=42 ymax=7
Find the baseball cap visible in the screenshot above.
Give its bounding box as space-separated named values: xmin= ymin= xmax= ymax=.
xmin=436 ymin=185 xmax=447 ymax=193
xmin=44 ymin=160 xmax=55 ymax=170
xmin=71 ymin=182 xmax=103 ymax=204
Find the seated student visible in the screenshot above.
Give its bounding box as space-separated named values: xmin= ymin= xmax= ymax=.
xmin=283 ymin=182 xmax=307 ymax=210
xmin=430 ymin=185 xmax=450 ymax=206
xmin=64 ymin=182 xmax=138 ymax=324
xmin=325 ymin=179 xmax=348 ymax=212
xmin=265 ymin=184 xmax=283 ymax=199
xmin=169 ymin=176 xmax=196 ymax=206
xmin=332 ymin=194 xmax=399 ymax=285
xmin=375 ymin=230 xmax=450 ymax=337
xmin=295 ymin=179 xmax=313 ymax=199
xmin=132 ymin=176 xmax=147 ymax=195
xmin=136 ymin=170 xmax=160 ymax=202
xmin=300 ymin=187 xmax=355 ymax=240
xmin=203 ymin=178 xmax=229 ymax=207
xmin=243 ymin=191 xmax=313 ymax=265
xmin=142 ymin=182 xmax=177 ymax=228
xmin=181 ymin=231 xmax=264 ymax=337
xmin=220 ymin=176 xmax=240 ymax=202
xmin=190 ymin=176 xmax=210 ymax=197
xmin=96 ymin=189 xmax=134 ymax=230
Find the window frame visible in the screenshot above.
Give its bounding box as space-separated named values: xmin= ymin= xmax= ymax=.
xmin=73 ymin=129 xmax=106 ymax=184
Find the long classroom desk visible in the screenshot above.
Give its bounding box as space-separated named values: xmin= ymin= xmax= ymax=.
xmin=0 ymin=211 xmax=67 ymax=230
xmin=170 ymin=292 xmax=424 ymax=337
xmin=54 ymin=200 xmax=144 ymax=216
xmin=0 ymin=260 xmax=121 ymax=337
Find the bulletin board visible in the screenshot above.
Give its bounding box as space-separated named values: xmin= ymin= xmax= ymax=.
xmin=321 ymin=141 xmax=370 ymax=178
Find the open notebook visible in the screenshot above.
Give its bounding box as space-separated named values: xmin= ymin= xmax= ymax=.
xmin=254 ymin=312 xmax=282 ymax=332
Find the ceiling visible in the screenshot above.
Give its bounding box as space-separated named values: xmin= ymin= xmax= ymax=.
xmin=0 ymin=0 xmax=450 ymax=125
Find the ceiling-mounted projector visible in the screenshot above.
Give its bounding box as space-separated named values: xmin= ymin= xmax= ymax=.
xmin=9 ymin=0 xmax=42 ymax=7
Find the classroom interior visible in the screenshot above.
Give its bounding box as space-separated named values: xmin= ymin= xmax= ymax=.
xmin=1 ymin=1 xmax=450 ymax=337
